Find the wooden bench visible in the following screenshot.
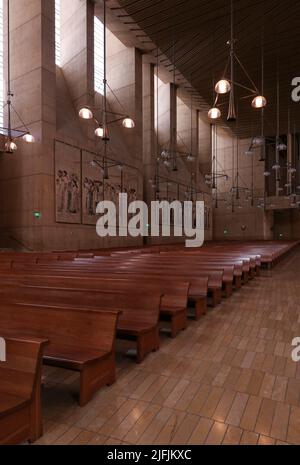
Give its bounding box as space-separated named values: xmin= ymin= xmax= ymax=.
xmin=0 ymin=337 xmax=48 ymax=445
xmin=0 ymin=288 xmax=162 ymax=364
xmin=26 ymin=260 xmax=219 ymax=307
xmin=1 ymin=268 xmax=208 ymax=320
xmin=0 ymin=304 xmax=119 ymax=406
xmin=118 ymin=255 xmax=233 ymax=299
xmin=0 ymin=278 xmax=189 ymax=338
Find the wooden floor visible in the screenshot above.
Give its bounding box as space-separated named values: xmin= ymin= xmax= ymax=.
xmin=36 ymin=249 xmax=300 ymax=445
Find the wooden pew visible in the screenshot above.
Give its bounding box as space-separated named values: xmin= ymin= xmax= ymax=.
xmin=0 ymin=305 xmax=119 ymax=406
xmin=0 ymin=288 xmax=162 ymax=364
xmin=115 ymin=255 xmax=233 ymax=298
xmin=0 ymin=278 xmax=189 ymax=338
xmin=0 ymin=270 xmax=208 ymax=320
xmin=0 ymin=337 xmax=48 ymax=445
xmin=10 ymin=260 xmax=219 ymax=307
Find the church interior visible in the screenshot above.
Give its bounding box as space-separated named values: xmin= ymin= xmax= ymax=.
xmin=0 ymin=0 xmax=300 ymax=447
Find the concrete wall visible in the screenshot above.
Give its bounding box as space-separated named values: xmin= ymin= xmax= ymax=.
xmin=0 ymin=0 xmax=56 ymax=250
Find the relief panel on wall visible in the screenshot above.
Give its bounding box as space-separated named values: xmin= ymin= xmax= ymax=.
xmin=82 ymin=151 xmax=105 ymax=226
xmin=122 ymin=165 xmax=138 ymax=204
xmin=55 ymin=141 xmax=81 ymax=224
xmin=56 ymin=141 xmax=139 ymax=227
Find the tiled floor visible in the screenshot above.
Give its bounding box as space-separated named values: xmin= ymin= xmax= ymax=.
xmin=36 ymin=250 xmax=300 ymax=445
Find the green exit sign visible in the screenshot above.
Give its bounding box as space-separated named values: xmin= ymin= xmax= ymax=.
xmin=33 ymin=211 xmax=42 ymax=219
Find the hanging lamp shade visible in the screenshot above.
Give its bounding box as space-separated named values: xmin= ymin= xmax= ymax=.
xmin=187 ymin=153 xmax=195 ymax=162
xmin=79 ymin=107 xmax=93 ymax=120
xmin=23 ymin=133 xmax=35 ymax=143
xmin=215 ymin=79 xmax=231 ymax=94
xmin=95 ymin=127 xmax=104 ymax=138
xmin=272 ymin=163 xmax=281 ymax=170
xmin=122 ymin=117 xmax=135 ymax=129
xmin=252 ymin=95 xmax=267 ymax=109
xmin=277 ymin=143 xmax=287 ymax=151
xmin=5 ymin=140 xmax=17 ymax=153
xmin=253 ymin=136 xmax=265 ymax=147
xmin=208 ymin=107 xmax=221 ymax=119
xmin=263 ymin=171 xmax=271 ymax=177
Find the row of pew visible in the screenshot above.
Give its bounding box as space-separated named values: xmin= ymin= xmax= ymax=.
xmin=0 ymin=240 xmax=298 ymax=444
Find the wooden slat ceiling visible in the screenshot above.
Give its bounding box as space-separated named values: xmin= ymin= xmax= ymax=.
xmin=107 ymin=0 xmax=300 ymax=138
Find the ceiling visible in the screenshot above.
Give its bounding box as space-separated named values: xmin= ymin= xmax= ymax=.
xmin=107 ymin=0 xmax=300 ymax=138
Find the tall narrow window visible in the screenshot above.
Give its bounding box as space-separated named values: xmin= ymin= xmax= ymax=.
xmin=94 ymin=16 xmax=104 ymax=95
xmin=55 ymin=0 xmax=61 ymax=66
xmin=0 ymin=0 xmax=4 ymax=127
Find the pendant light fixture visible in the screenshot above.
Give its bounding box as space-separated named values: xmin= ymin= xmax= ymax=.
xmin=208 ymin=0 xmax=267 ymax=121
xmin=78 ymin=0 xmax=135 ymax=139
xmin=0 ymin=0 xmax=35 ymax=153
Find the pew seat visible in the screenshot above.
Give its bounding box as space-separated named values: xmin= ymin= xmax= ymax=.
xmin=0 ymin=337 xmax=48 ymax=445
xmin=0 ymin=305 xmax=119 ymax=406
xmin=0 ymin=287 xmax=162 ymax=364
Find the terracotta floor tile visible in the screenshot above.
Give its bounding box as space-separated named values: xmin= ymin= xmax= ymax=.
xmin=272 ymin=376 xmax=288 ymax=402
xmin=258 ymin=435 xmax=276 ymax=445
xmin=188 ymin=417 xmax=214 ymax=445
xmin=240 ymin=431 xmax=259 ymax=445
xmin=186 ymin=384 xmax=211 ymax=415
xmin=240 ymin=396 xmax=263 ymax=431
xmin=226 ymin=392 xmax=249 ymax=427
xmin=255 ymin=398 xmax=277 ymax=436
xmin=222 ymin=426 xmax=243 ymax=445
xmin=205 ymin=421 xmax=227 ymax=445
xmin=213 ymin=389 xmax=236 ymax=423
xmin=138 ymin=407 xmax=173 ymax=445
xmin=198 ymin=386 xmax=224 ymax=418
xmin=154 ymin=410 xmax=186 ymax=445
xmin=287 ymin=406 xmax=300 ymax=444
xmin=247 ymin=370 xmax=265 ymax=396
xmin=124 ymin=404 xmax=161 ymax=444
xmin=70 ymin=430 xmax=97 ymax=445
xmin=285 ymin=378 xmax=300 ymax=405
xmin=270 ymin=402 xmax=290 ymax=442
xmin=260 ymin=373 xmax=276 ymax=399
